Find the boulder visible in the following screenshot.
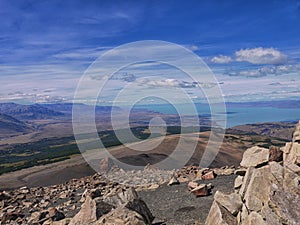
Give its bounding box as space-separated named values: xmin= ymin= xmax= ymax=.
xmin=239 ymin=167 xmax=254 ymax=198
xmin=95 ymin=206 xmax=147 ymax=225
xmin=240 ymin=146 xmax=269 ymax=168
xmin=103 ymin=187 xmax=138 ymax=206
xmin=103 ymin=188 xmax=154 ymax=225
xmin=205 ymin=200 xmax=237 ymax=225
xmin=69 ymin=196 xmax=113 ymax=225
xmin=243 ymin=165 xmax=271 ymax=212
xmin=124 ymin=199 xmax=154 ymax=224
xmin=214 ymin=191 xmax=242 ymax=216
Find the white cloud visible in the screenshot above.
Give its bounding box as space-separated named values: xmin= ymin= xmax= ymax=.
xmin=211 ymin=55 xmax=232 ymax=64
xmin=224 ymin=63 xmax=300 ymax=78
xmin=136 ymin=78 xmax=218 ymax=89
xmin=138 ymin=78 xmax=186 ymax=88
xmin=235 ymin=47 xmax=287 ymax=64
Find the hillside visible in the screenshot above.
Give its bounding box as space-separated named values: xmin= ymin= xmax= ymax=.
xmin=0 ymin=103 xmax=64 ymax=120
xmin=227 ymin=122 xmax=296 ymax=140
xmin=0 ymin=129 xmax=288 ymax=189
xmin=0 ymin=113 xmax=34 ymax=138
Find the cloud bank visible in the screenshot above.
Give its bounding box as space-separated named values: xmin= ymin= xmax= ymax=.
xmin=235 ymin=47 xmax=287 ymax=65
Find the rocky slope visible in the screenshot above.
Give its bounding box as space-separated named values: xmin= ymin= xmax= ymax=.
xmin=205 ymin=121 xmax=300 ymax=225
xmin=0 ymin=162 xmax=241 ymax=225
xmin=0 ymin=123 xmax=299 ymax=225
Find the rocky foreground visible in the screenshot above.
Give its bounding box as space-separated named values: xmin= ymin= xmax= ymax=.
xmin=0 ymin=123 xmax=300 ymax=225
xmin=206 ymin=122 xmax=300 ymax=225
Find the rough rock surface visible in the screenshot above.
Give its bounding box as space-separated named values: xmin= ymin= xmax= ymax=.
xmin=240 ymin=146 xmax=269 ymax=168
xmin=205 ymin=121 xmax=300 ymax=225
xmin=214 ymin=191 xmax=242 ymax=216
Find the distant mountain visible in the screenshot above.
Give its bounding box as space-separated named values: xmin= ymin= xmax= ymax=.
xmin=41 ymin=103 xmax=121 ymax=114
xmin=0 ymin=113 xmax=34 ymax=137
xmin=225 ymin=100 xmax=300 ymax=109
xmin=0 ymin=103 xmax=64 ymax=120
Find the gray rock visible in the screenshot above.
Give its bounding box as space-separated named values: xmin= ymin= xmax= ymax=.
xmin=69 ymin=196 xmax=113 ymax=225
xmin=214 ymin=191 xmax=242 ymax=216
xmin=95 ymin=206 xmax=147 ymax=225
xmin=234 ymin=176 xmax=243 ymax=189
xmin=244 ymin=165 xmax=271 ymax=212
xmin=240 ymin=146 xmax=269 ymax=168
xmin=243 ymin=211 xmax=266 ymax=225
xmin=205 ymin=200 xmax=237 ymax=225
xmin=168 ymin=176 xmax=180 ymax=186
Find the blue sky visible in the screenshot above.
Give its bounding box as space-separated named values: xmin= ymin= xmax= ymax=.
xmin=1 ymin=0 xmax=300 ymax=104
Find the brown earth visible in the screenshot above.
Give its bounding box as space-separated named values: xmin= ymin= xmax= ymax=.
xmin=0 ymin=130 xmax=286 ymax=190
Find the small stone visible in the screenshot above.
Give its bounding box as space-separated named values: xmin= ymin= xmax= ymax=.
xmin=147 ymin=184 xmax=159 ymax=190
xmin=202 ymin=171 xmax=215 ymax=180
xmin=234 ymin=176 xmax=243 ymax=189
xmin=19 ymin=186 xmax=29 ymax=194
xmin=188 ymin=181 xmax=198 ymax=190
xmin=190 ymin=184 xmax=208 ymax=197
xmin=207 ymin=183 xmax=213 ymax=190
xmin=22 ymin=201 xmax=33 ymax=208
xmin=168 ymin=177 xmax=180 ymax=186
xmin=59 ymin=192 xmax=68 ymax=199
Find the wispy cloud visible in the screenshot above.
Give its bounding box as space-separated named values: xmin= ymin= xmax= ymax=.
xmin=211 ymin=55 xmax=232 ymax=64
xmin=224 ymin=63 xmax=300 ymax=78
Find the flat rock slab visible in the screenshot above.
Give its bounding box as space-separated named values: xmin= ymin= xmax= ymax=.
xmin=138 ymin=175 xmax=237 ymax=225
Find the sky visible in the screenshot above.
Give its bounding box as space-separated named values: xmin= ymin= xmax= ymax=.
xmin=1 ymin=0 xmax=300 ymax=104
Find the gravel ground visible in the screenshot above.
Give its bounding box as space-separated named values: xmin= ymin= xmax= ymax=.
xmin=139 ymin=174 xmax=237 ymax=225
